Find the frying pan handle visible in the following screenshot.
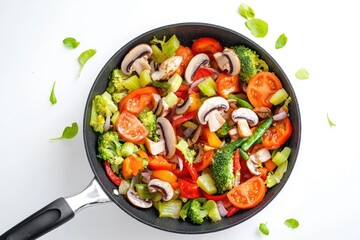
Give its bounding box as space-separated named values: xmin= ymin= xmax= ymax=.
xmin=0 ymin=178 xmax=111 ymax=240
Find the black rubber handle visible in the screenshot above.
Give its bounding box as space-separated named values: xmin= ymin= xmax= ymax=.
xmin=0 ymin=197 xmax=74 ymax=240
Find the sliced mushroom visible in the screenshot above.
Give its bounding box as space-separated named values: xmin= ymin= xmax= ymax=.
xmin=121 ymin=44 xmax=153 ymax=76
xmin=237 ymin=119 xmax=253 ymax=138
xmin=148 ymin=179 xmax=174 ymax=201
xmin=151 ymin=56 xmax=183 ymax=80
xmin=145 ymin=137 xmax=165 ymax=156
xmin=231 ymin=107 xmax=259 ymax=127
xmin=229 ymin=127 xmax=240 ymax=141
xmin=251 ymin=148 xmax=272 ymax=164
xmin=197 ymin=96 xmax=229 ymax=132
xmin=157 ymin=117 xmax=176 ymax=159
xmin=175 ymin=98 xmax=192 ymax=115
xmin=213 ymin=48 xmax=241 ymax=76
xmin=151 ymin=94 xmax=161 ymax=112
xmin=184 ymin=53 xmax=210 ymax=84
xmin=253 ymin=106 xmax=272 ymax=119
xmin=126 ymin=187 xmax=153 ymax=208
xmin=193 ymin=144 xmax=204 ymax=164
xmin=155 ymin=99 xmax=171 ymax=117
xmin=246 ymin=158 xmax=261 ymax=176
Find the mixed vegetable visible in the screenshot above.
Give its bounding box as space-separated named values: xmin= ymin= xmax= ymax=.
xmin=89 ymin=35 xmax=293 ymax=224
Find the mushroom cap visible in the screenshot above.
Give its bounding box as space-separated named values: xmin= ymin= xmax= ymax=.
xmin=152 ymin=56 xmax=183 ymax=80
xmin=213 ymin=48 xmax=241 ymax=76
xmin=184 ymin=53 xmax=210 ymax=84
xmin=231 ymin=107 xmax=259 ymax=127
xmin=148 ymin=179 xmax=174 ymax=201
xmin=121 ymin=44 xmax=153 ymax=75
xmin=156 ymin=117 xmax=176 ymax=158
xmin=197 ymin=96 xmax=229 ymax=125
xmin=126 ymin=187 xmax=153 ymax=208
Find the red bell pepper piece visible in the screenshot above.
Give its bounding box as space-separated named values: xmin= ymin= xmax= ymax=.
xmin=178 ymin=179 xmax=202 ymax=199
xmin=104 ymin=161 xmax=122 ymax=186
xmin=172 ymin=111 xmax=197 ymax=127
xmin=201 ymin=190 xmax=228 ymax=201
xmin=233 ymin=148 xmax=241 ymax=173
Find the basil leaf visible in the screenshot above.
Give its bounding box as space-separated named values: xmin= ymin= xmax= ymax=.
xmin=284 ymin=218 xmax=299 ymax=229
xmin=245 ymin=18 xmax=268 ymax=38
xmin=259 ymin=222 xmax=269 ymax=235
xmin=51 ymin=122 xmax=78 ymax=140
xmin=49 ymin=81 xmax=57 ymax=104
xmin=275 ymin=33 xmax=288 ymax=49
xmin=238 ymin=3 xmax=255 ymax=19
xmin=295 ymin=68 xmax=309 ymax=80
xmin=78 ymin=49 xmax=97 ymax=76
xmin=63 ymin=37 xmax=80 ymax=49
xmin=327 ymin=113 xmax=336 ymax=126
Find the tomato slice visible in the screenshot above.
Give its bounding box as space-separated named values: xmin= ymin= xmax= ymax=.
xmin=227 ymin=176 xmax=267 ymax=209
xmin=191 ymin=37 xmax=223 ymax=59
xmin=262 ymin=117 xmax=292 ymax=150
xmin=174 ymin=45 xmax=194 ymax=76
xmin=119 ymin=86 xmax=158 ymax=115
xmin=216 ymin=73 xmax=241 ymax=98
xmin=115 ymin=111 xmax=148 ymax=144
xmin=246 ymin=72 xmax=283 ymax=108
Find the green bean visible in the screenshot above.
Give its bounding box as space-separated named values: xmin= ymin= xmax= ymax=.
xmin=241 ymin=117 xmax=273 ymax=151
xmin=228 ymin=94 xmax=253 ymax=109
xmin=220 ymin=137 xmax=248 ymax=153
xmin=239 ymin=148 xmax=249 ymax=160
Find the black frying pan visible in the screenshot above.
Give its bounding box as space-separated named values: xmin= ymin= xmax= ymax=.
xmin=0 ymin=22 xmax=301 ymax=239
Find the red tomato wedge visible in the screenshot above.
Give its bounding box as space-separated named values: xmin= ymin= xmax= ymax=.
xmin=192 ymin=37 xmax=223 ymax=59
xmin=246 ymin=72 xmax=282 ymax=108
xmin=262 ymin=117 xmax=292 ymax=150
xmin=115 ymin=111 xmax=148 ymax=144
xmin=119 ymin=86 xmax=158 ymax=115
xmin=227 ymin=176 xmax=267 ymax=209
xmin=216 ymin=73 xmax=241 ymax=98
xmin=175 ymin=45 xmax=194 ymax=76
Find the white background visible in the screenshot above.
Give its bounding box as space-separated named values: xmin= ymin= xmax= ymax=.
xmin=1 ymin=0 xmax=359 ymax=239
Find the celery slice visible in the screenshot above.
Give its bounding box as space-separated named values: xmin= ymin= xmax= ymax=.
xmin=164 ymin=92 xmax=178 ymax=107
xmin=272 ymin=147 xmax=291 ymax=166
xmin=139 ymin=69 xmax=152 ymax=87
xmin=162 ymin=35 xmax=180 ymax=57
xmin=167 ymin=73 xmax=183 ymax=92
xmin=197 ymin=173 xmax=217 ymax=194
xmin=269 ymin=88 xmax=288 ymax=105
xmin=158 ymin=199 xmax=182 ymax=219
xmin=265 ymin=160 xmax=288 ymax=188
xmin=203 ymin=200 xmax=221 ymax=222
xmin=123 ymin=75 xmax=141 ymax=91
xmin=198 ymin=77 xmax=217 ymax=97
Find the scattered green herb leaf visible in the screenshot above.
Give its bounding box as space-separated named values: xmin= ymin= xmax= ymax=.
xmin=238 ymin=3 xmax=255 ymax=19
xmin=284 ymin=218 xmax=299 ymax=229
xmin=295 ymin=68 xmax=309 ymax=80
xmin=245 ymin=18 xmax=268 ymax=38
xmin=327 ymin=113 xmax=336 ymax=126
xmin=63 ymin=37 xmax=80 ymax=49
xmin=275 ymin=33 xmax=288 ymax=49
xmin=78 ymin=49 xmax=97 ymax=76
xmin=49 ymin=81 xmax=57 ymax=104
xmin=51 ymin=122 xmax=78 ymax=140
xmin=259 ymin=222 xmax=269 ymax=235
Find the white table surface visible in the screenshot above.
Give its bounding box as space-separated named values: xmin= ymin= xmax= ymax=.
xmin=1 ymin=0 xmax=360 ymax=239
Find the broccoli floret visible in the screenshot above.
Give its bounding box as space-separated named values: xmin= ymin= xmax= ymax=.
xmin=90 ymin=91 xmax=118 ymax=133
xmin=216 ymin=122 xmax=232 ymax=138
xmin=210 ymin=149 xmax=235 ymax=194
xmin=97 ymin=131 xmax=123 ymax=165
xmin=107 ymin=69 xmax=129 ymax=103
xmin=187 ymin=199 xmax=208 ymax=225
xmin=231 ymin=45 xmax=269 ymax=82
xmin=138 ymin=110 xmax=159 ymax=142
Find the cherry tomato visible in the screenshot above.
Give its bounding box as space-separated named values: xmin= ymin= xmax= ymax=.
xmin=216 ymin=73 xmax=241 ymax=98
xmin=191 ymin=37 xmax=223 ymax=59
xmin=262 ymin=117 xmax=292 ymax=150
xmin=227 ymin=176 xmax=267 ymax=209
xmin=119 ymin=86 xmax=158 ymax=115
xmin=174 ymin=45 xmax=194 ymax=76
xmin=246 ymin=72 xmax=283 ymax=108
xmin=115 ymin=110 xmax=148 ymax=144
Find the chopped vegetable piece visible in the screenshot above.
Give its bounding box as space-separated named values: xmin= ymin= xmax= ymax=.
xmin=259 ymin=222 xmax=269 ymax=235
xmin=49 ymin=81 xmax=57 ymax=104
xmin=78 ymin=49 xmax=96 ymax=76
xmin=269 ymin=88 xmax=289 ymax=105
xmin=327 ymin=113 xmax=336 ymax=126
xmin=115 ymin=111 xmax=148 ymax=144
xmin=284 ymin=218 xmax=300 ymax=229
xmin=275 ymin=33 xmax=288 ymax=49
xmin=262 ymin=117 xmax=292 ymax=150
xmin=245 ymin=18 xmax=268 ymax=38
xmin=197 ymin=173 xmax=217 ymax=195
xmin=63 ymin=37 xmax=80 ymax=49
xmin=158 ymin=200 xmax=183 ymax=219
xmin=295 ymin=68 xmax=309 ymax=80
xmin=203 ymin=200 xmax=221 ymax=222
xmin=265 ymin=160 xmax=288 ymax=188
xmin=238 ymin=3 xmax=255 ymax=20
xmin=198 ymin=77 xmax=217 ymax=97
xmin=51 ymin=122 xmax=78 ymax=140
xmin=272 ymin=147 xmax=291 ymax=166
xmin=241 ymin=117 xmax=273 ymax=151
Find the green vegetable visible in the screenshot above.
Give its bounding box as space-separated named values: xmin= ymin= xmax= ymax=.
xmin=150 ymin=35 xmax=180 ymax=63
xmin=139 ymin=69 xmax=152 ymax=87
xmin=187 ymin=199 xmax=208 ymax=224
xmin=149 ymin=81 xmax=171 ymax=89
xmin=135 ymin=184 xmax=155 ymax=200
xmin=167 ymin=73 xmax=182 ymax=93
xmin=164 ymin=92 xmax=178 ymax=107
xmin=327 ymin=113 xmax=336 ymax=126
xmin=245 ymin=18 xmax=268 ymax=38
xmin=106 ymin=68 xmax=129 ymax=101
xmin=123 ymin=75 xmax=141 ymax=91
xmin=63 ymin=37 xmax=80 ymax=49
xmin=97 ymin=131 xmax=123 ymax=165
xmin=90 ymin=91 xmax=117 ymax=133
xmin=175 ymin=139 xmax=196 ymax=164
xmin=138 ymin=110 xmax=159 ymax=142
xmin=78 ymin=49 xmax=96 ymax=76
xmin=216 ymin=122 xmax=232 ymax=138
xmin=295 ymin=68 xmax=309 ymax=80
xmin=238 ymin=3 xmax=255 ymax=19
xmin=179 ymin=200 xmax=191 ymax=221
xmin=198 ymin=77 xmax=217 ymax=96
xmin=259 ymin=222 xmax=270 ymax=235
xmin=120 ymin=141 xmax=138 ymax=157
xmin=49 ymin=81 xmax=57 ymax=104
xmin=265 ymin=160 xmax=288 ymax=188
xmin=284 ymin=218 xmax=300 ymax=229
xmin=162 ymin=35 xmax=180 ymax=58
xmin=202 ymin=200 xmax=221 ymax=222
xmin=272 ymin=147 xmax=291 ymax=166
xmin=275 ymin=33 xmax=288 ymax=49
xmin=197 ymin=173 xmax=217 ymax=194
xmin=90 ymin=104 xmax=105 ymax=133
xmin=51 ymin=122 xmax=78 ymax=140
xmin=158 ymin=200 xmax=183 ymax=219
xmin=269 ymin=88 xmax=289 ymax=105
xmin=228 ymin=94 xmax=253 ymax=109
xmin=231 ymin=45 xmax=269 ymax=82
xmin=241 ymin=117 xmax=273 ymax=151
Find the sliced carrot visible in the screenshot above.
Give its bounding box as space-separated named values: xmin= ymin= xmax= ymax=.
xmin=264 ymin=159 xmax=277 ymax=172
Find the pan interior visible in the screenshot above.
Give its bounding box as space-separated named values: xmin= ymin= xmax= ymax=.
xmin=83 ymin=22 xmax=301 ymax=234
